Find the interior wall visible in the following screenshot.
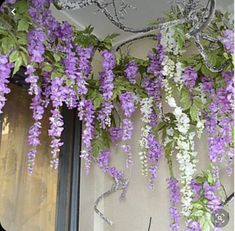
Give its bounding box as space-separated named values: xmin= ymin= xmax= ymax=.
xmin=79 ymin=38 xmax=234 ymax=231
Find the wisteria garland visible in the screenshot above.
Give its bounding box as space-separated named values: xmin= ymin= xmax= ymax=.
xmin=162 ymin=57 xmax=197 ymax=217
xmin=0 ymin=0 xmax=234 ymax=229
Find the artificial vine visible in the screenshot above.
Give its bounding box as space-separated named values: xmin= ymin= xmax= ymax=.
xmin=0 ymin=0 xmax=234 ymax=230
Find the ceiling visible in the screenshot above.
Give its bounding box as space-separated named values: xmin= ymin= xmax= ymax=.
xmin=51 ymin=0 xmax=234 ymax=46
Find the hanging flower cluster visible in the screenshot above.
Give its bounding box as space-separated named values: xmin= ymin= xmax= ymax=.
xmin=124 ymin=60 xmax=138 ymax=84
xmin=167 ymin=178 xmax=181 ymax=231
xmin=0 ymin=55 xmax=12 ymax=113
xmin=0 ymin=0 xmax=234 ymax=229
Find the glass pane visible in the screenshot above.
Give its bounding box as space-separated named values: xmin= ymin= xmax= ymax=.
xmin=0 ymin=84 xmax=58 ymax=231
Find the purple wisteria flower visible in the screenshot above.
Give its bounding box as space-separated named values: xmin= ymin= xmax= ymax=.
xmin=97 ymin=101 xmax=114 ymax=129
xmin=48 ymin=108 xmax=64 ymax=169
xmin=27 ymin=30 xmax=46 ymax=63
xmin=48 ymin=77 xmax=66 ymax=169
xmin=122 ymin=118 xmax=134 ymax=141
xmin=144 ymin=33 xmax=165 ymax=105
xmin=80 ymin=100 xmax=95 ymax=174
xmin=191 ymin=179 xmax=202 ymax=199
xmin=25 ymin=65 xmax=40 ymax=95
xmin=182 ymin=67 xmax=198 ymax=90
xmin=121 ymin=144 xmax=133 ymax=168
xmin=218 ymin=29 xmax=234 ymax=54
xmin=50 ymin=77 xmax=66 ymax=107
xmin=0 ymin=55 xmax=12 ymax=113
xmin=147 ymin=33 xmax=165 ymax=77
xmin=119 ymin=92 xmax=136 ymax=118
xmin=109 ymin=127 xmax=123 ymax=142
xmin=147 ymin=133 xmax=162 ymax=163
xmin=186 ymin=221 xmax=201 ymax=231
xmin=203 ymin=72 xmax=234 ymax=169
xmin=77 ymin=46 xmax=93 ymax=76
xmin=124 ymin=60 xmax=138 ymax=84
xmin=98 ymin=149 xmax=123 ymax=182
xmin=201 ymin=76 xmax=215 ymax=96
xmin=203 ymin=181 xmax=222 ymax=212
xmin=27 ymin=92 xmax=45 ymax=174
xmin=99 ymin=50 xmax=116 ymax=101
xmin=167 ymin=178 xmax=181 ymax=231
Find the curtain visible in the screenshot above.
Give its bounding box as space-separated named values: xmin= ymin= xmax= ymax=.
xmin=0 ymin=84 xmax=58 ymax=231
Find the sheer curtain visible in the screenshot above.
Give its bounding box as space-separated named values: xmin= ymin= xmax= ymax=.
xmin=0 ymin=84 xmax=58 ymax=231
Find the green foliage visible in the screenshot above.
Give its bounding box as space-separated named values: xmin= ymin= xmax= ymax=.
xmin=92 ymin=125 xmax=110 ymax=158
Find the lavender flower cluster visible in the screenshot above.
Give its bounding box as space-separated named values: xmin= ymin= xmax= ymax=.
xmin=124 ymin=60 xmax=138 ymax=84
xmin=27 ymin=93 xmax=45 ymax=173
xmin=79 ymin=99 xmax=95 ymax=174
xmin=98 ymin=149 xmax=123 ymax=182
xmin=98 ymin=50 xmax=116 ymax=129
xmin=0 ymin=55 xmax=12 ymax=113
xmin=147 ymin=133 xmax=162 ymax=189
xmin=182 ymin=67 xmax=198 ymax=90
xmin=167 ymin=178 xmax=181 ymax=231
xmin=99 ymin=50 xmax=116 ymax=101
xmin=27 ymin=30 xmax=46 ymax=63
xmin=218 ymin=29 xmax=234 ymax=55
xmin=202 ymin=73 xmax=234 ymax=174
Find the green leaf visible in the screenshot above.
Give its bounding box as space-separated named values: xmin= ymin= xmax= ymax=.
xmin=192 ymin=202 xmax=204 ymax=210
xmin=53 ymin=53 xmax=61 ymax=62
xmin=43 ymin=62 xmax=53 ymax=72
xmin=9 ymin=50 xmax=20 ymax=63
xmin=93 ymin=96 xmax=103 ymax=109
xmin=20 ymin=51 xmax=28 ymax=66
xmin=193 ymin=210 xmax=204 ymax=217
xmin=1 ymin=37 xmax=15 ymax=54
xmin=15 ymin=0 xmax=28 ymax=14
xmin=92 ymin=129 xmax=110 ymax=158
xmin=180 ymin=87 xmax=192 ymax=110
xmin=193 ymin=96 xmax=203 ymax=110
xmin=13 ymin=56 xmax=22 ymax=75
xmin=190 ymin=104 xmax=199 ymax=122
xmin=17 ymin=19 xmax=29 ymax=31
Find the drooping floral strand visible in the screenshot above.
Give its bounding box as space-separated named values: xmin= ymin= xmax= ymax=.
xmin=167 ymin=178 xmax=181 ymax=231
xmin=99 ymin=50 xmax=115 ymax=101
xmin=48 ymin=77 xmax=66 ymax=169
xmin=185 ymin=221 xmax=201 ymax=231
xmin=121 ymin=118 xmax=134 ymax=168
xmin=202 ymin=72 xmax=234 ymax=175
xmin=79 ymin=99 xmax=95 ymax=175
xmin=27 ymin=29 xmax=46 ymax=63
xmin=147 ymin=133 xmax=163 ymax=189
xmin=161 ymin=27 xmax=199 ymax=216
xmin=97 ymin=101 xmax=114 ymax=129
xmin=124 ymin=60 xmax=138 ymax=84
xmin=0 ymin=55 xmax=12 ymax=113
xmin=27 ymin=93 xmax=45 ymax=173
xmin=139 ymin=97 xmax=153 ymax=176
xmin=75 ymin=46 xmax=93 ymax=96
xmin=98 ymin=50 xmax=116 ymax=129
xmin=98 ymin=149 xmax=124 ymax=183
xmin=25 ymin=64 xmax=46 ymax=173
xmin=119 ymin=92 xmax=137 ymax=167
xmin=182 ymin=67 xmax=198 ymax=91
xmin=162 ymin=60 xmax=197 ymax=217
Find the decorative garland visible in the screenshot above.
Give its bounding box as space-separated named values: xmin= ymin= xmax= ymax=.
xmin=0 ymin=0 xmax=234 ymax=230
